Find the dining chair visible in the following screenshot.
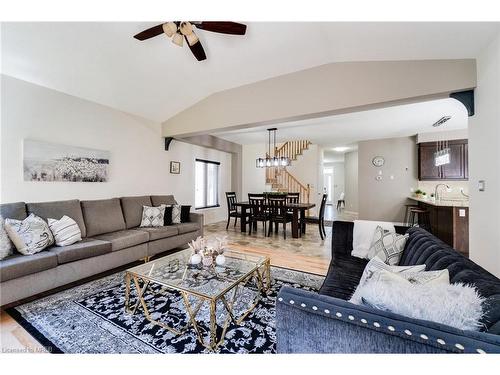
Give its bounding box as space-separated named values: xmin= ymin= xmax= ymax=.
xmin=267 ymin=196 xmax=292 ymax=239
xmin=225 ymin=192 xmax=246 ymax=230
xmin=305 ymin=194 xmax=328 ymax=240
xmin=336 ymin=192 xmax=345 ymax=210
xmin=248 ymin=194 xmax=269 ymax=236
xmin=286 ymin=192 xmax=300 ymax=205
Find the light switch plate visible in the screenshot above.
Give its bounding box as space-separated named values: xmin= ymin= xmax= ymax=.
xmin=478 ymin=180 xmax=485 ymax=192
xmin=459 ymin=209 xmax=466 ymax=217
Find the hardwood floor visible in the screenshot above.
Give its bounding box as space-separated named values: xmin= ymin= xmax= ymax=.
xmin=1 ymin=219 xmax=338 ymax=353
xmin=0 ymin=310 xmax=48 ymax=353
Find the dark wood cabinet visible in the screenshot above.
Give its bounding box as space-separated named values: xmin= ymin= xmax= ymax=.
xmin=418 ymin=139 xmax=468 ymax=180
xmin=417 ymin=201 xmax=469 ymax=257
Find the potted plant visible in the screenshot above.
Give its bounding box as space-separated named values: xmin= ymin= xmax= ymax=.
xmin=414 ymin=189 xmax=426 ymax=199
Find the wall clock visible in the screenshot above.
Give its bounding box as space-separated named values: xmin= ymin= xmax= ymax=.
xmin=372 ymin=156 xmax=385 ymax=167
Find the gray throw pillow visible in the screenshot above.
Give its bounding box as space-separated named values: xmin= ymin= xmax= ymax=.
xmin=4 ymin=213 xmax=54 ymax=255
xmin=0 ymin=215 xmax=14 ymax=259
xmin=369 ymin=225 xmax=409 ymax=265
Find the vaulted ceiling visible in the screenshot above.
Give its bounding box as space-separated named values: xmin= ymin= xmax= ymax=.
xmin=2 ymin=22 xmax=499 ymax=122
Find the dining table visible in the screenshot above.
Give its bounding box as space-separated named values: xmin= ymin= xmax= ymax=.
xmin=233 ymin=201 xmax=316 ymax=239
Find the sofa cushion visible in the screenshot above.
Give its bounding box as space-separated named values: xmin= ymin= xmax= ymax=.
xmin=150 ymin=195 xmax=177 ymax=207
xmin=137 ymin=226 xmax=178 ymax=241
xmin=26 ymin=199 xmax=87 ymax=238
xmin=319 ymin=253 xmax=368 ymax=300
xmin=174 ymin=222 xmax=200 ymax=235
xmin=81 ymin=198 xmax=126 ymax=237
xmin=121 ymin=196 xmax=152 ymax=229
xmin=0 ymin=251 xmax=58 ymax=282
xmin=48 ymin=238 xmax=112 ymax=264
xmin=94 ymin=229 xmax=149 ymax=252
xmin=0 ymin=202 xmax=27 ymax=220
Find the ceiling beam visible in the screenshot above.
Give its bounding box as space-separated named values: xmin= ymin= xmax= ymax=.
xmin=162 ymin=59 xmax=476 ymax=138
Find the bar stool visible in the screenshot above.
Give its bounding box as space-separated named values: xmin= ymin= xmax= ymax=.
xmin=408 ymin=207 xmax=431 ymax=231
xmin=403 ymin=204 xmax=419 ymax=226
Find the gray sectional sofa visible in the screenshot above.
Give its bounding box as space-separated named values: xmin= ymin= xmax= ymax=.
xmin=0 ymin=195 xmax=203 ymax=306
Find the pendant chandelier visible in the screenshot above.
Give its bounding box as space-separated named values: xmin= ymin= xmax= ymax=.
xmin=256 ymin=128 xmax=291 ymax=168
xmin=434 ymin=140 xmax=451 ymax=167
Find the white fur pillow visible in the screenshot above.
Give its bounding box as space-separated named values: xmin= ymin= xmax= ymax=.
xmin=359 ymin=271 xmax=485 ymax=331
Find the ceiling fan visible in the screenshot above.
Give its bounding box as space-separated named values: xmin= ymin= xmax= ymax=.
xmin=133 ymin=21 xmax=247 ymax=61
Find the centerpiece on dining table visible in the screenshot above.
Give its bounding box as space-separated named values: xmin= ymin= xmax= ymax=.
xmin=188 ymin=235 xmax=228 ymax=267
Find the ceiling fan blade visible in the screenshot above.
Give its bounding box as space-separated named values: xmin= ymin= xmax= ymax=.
xmin=133 ymin=24 xmax=165 ymax=40
xmin=185 ymin=37 xmax=207 ymax=61
xmin=195 ymin=22 xmax=247 ymax=35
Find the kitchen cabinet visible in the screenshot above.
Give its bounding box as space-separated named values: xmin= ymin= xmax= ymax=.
xmin=409 ymin=197 xmax=469 ymax=257
xmin=418 ymin=139 xmax=468 ymax=181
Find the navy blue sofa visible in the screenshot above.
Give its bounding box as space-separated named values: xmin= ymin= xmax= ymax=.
xmin=276 ymin=222 xmax=500 ymax=353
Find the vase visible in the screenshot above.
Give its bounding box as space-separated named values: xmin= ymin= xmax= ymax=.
xmin=202 ymin=256 xmax=213 ymax=267
xmin=215 ymin=254 xmax=226 ymax=266
xmin=190 ymin=253 xmax=202 ymax=265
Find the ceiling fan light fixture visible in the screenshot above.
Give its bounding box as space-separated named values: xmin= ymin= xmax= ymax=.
xmin=186 ymin=31 xmax=199 ymax=46
xmin=162 ymin=22 xmax=178 ymax=38
xmin=180 ymin=22 xmax=194 ymax=36
xmin=172 ymin=32 xmax=184 ymax=47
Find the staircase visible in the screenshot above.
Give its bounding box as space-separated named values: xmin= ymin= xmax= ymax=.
xmin=265 ymin=140 xmax=312 ymax=203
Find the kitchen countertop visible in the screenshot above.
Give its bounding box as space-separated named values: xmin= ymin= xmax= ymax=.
xmin=408 ymin=196 xmax=469 ymax=208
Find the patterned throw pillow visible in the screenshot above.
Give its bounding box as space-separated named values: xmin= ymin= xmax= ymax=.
xmin=172 ymin=205 xmax=182 ymax=224
xmin=47 ymin=215 xmax=82 ymax=246
xmin=0 ymin=215 xmax=15 ymax=259
xmin=369 ymin=225 xmax=409 ymax=265
xmin=140 ymin=205 xmax=166 ymax=227
xmin=4 ymin=213 xmax=55 ymax=255
xmin=349 ymin=257 xmax=426 ymax=304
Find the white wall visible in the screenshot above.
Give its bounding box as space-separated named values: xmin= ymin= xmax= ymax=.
xmin=241 ymin=142 xmax=321 ymax=212
xmin=324 ymin=162 xmax=345 ymax=204
xmin=358 ymin=137 xmax=418 ymax=222
xmin=344 ymin=151 xmax=359 ymax=213
xmin=469 ymin=31 xmax=500 ymax=277
xmin=0 ymin=76 xmax=231 ymax=224
xmin=417 ymin=129 xmax=468 ymax=143
xmin=241 ymin=144 xmax=267 ymax=199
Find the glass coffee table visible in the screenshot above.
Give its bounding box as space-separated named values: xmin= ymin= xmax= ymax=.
xmin=124 ymin=249 xmax=271 ymax=351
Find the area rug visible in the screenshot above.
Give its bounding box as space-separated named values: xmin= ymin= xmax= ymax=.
xmin=7 ymin=267 xmax=323 ymax=354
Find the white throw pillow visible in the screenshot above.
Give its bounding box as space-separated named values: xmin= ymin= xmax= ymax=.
xmin=47 ymin=215 xmax=82 ymax=246
xmin=352 ymin=220 xmax=395 ymax=259
xmin=140 ymin=205 xmax=166 ymax=227
xmin=349 ymin=257 xmax=426 ymax=304
xmin=369 ymin=225 xmax=409 ymax=265
xmin=359 ymin=271 xmax=484 ymax=331
xmin=0 ymin=215 xmax=15 ymax=259
xmin=171 ymin=204 xmax=182 ymax=224
xmin=4 ymin=213 xmax=54 ymax=255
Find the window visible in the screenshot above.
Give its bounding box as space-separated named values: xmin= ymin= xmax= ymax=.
xmin=195 ymin=159 xmax=220 ymax=209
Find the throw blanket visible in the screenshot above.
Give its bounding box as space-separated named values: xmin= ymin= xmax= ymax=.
xmin=352 ymin=220 xmax=395 ymax=259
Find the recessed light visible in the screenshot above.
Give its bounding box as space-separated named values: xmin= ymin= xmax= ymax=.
xmin=333 ymin=147 xmax=349 ymax=152
xmin=432 ymin=116 xmax=451 ymax=127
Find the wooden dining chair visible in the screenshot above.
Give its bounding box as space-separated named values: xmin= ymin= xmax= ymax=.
xmin=305 ymin=194 xmax=328 ymax=240
xmin=267 ymin=196 xmax=292 ymax=239
xmin=225 ymin=192 xmax=246 ymax=230
xmin=248 ymin=194 xmax=269 ymax=236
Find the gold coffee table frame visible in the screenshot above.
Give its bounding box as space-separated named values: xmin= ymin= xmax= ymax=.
xmin=124 ymin=250 xmax=271 ymax=351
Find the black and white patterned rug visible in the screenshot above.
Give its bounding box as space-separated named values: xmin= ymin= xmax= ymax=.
xmin=8 ymin=266 xmax=323 ymax=354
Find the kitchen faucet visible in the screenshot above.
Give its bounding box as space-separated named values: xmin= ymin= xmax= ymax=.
xmin=434 ymin=183 xmax=450 ymax=201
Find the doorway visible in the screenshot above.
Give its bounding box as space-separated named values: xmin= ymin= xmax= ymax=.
xmin=323 ymin=167 xmax=334 ymax=204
